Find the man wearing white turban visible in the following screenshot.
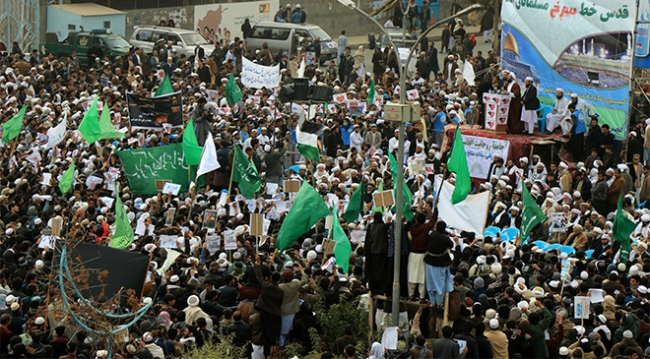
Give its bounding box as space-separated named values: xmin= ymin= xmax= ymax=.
xmin=520 ymin=77 xmax=540 ymax=135
xmin=505 ymin=71 xmax=524 ymax=134
xmin=546 ymin=88 xmax=570 ymax=133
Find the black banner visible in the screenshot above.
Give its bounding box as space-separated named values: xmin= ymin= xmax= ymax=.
xmin=126 ymin=91 xmax=183 ymax=129
xmin=55 ymin=242 xmax=150 ymax=302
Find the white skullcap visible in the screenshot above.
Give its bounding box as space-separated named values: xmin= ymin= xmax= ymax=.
xmin=187 ymin=295 xmax=200 ymax=307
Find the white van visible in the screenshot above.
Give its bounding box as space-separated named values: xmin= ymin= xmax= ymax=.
xmin=246 ymin=21 xmax=338 ymax=64
xmin=129 ymin=26 xmax=215 ymax=59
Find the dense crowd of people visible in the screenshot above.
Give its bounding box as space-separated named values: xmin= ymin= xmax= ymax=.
xmin=0 ymin=3 xmax=648 ymax=359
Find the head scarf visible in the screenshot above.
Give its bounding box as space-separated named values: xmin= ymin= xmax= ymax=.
xmin=369 ymin=342 xmax=384 ymax=359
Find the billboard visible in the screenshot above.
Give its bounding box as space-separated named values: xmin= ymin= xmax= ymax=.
xmin=194 ymin=0 xmax=279 ymax=41
xmin=636 ymin=0 xmax=650 ymax=68
xmin=501 ymin=0 xmax=635 ymax=139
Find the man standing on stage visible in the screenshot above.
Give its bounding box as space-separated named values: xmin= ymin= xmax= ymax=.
xmin=505 ymin=71 xmax=523 ymax=134
xmin=520 ymin=77 xmax=540 ymax=135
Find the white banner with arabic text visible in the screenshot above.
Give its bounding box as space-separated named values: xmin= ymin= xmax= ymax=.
xmin=462 ymin=135 xmax=509 ymax=179
xmin=241 ymin=57 xmax=280 ymax=89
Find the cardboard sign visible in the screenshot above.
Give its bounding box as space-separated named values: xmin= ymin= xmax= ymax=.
xmin=322 ymin=239 xmax=335 ymax=254
xmin=162 ymin=182 xmax=181 ymax=195
xmin=574 ymin=296 xmax=591 ymax=319
xmin=206 ymin=234 xmax=221 ymax=254
xmin=373 ymin=190 xmax=394 ymax=208
xmin=283 ymin=180 xmax=301 ymax=193
xmin=224 ymin=230 xmax=237 ymax=250
xmin=250 ymin=213 xmax=263 ymax=237
xmin=51 ymin=217 xmax=63 ymax=237
xmin=155 ymin=180 xmax=172 ymax=191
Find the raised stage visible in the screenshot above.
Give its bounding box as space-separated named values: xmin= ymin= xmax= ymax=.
xmin=443 ymin=125 xmax=568 ymax=169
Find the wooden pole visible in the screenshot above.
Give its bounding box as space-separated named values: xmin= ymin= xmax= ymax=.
xmin=227 ymin=147 xmax=236 ymax=194
xmin=442 ymin=292 xmax=449 ymax=327
xmin=368 ymin=293 xmax=375 ymax=346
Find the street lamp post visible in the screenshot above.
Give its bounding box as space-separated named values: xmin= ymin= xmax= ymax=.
xmin=336 ymin=0 xmax=482 ymax=326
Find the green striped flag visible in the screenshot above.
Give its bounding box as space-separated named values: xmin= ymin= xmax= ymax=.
xmin=297 ymin=120 xmax=326 ymax=161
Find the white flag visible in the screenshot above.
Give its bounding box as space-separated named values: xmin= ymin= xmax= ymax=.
xmin=462 ymin=60 xmax=475 ymax=86
xmin=297 ymin=58 xmax=306 ymax=78
xmin=196 ymin=138 xmax=221 ymax=179
xmin=44 ymin=113 xmax=67 ymax=150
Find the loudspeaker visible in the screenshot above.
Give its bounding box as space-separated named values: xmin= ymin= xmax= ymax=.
xmin=293 ymin=77 xmax=309 ymax=101
xmin=278 ymin=84 xmax=294 ymax=103
xmin=309 ymin=85 xmax=332 ymax=102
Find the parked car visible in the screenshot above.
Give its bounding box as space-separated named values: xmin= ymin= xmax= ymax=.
xmin=41 ymin=29 xmax=130 ymax=65
xmin=129 ymin=26 xmax=214 ymax=59
xmin=246 ymin=21 xmax=338 ymax=64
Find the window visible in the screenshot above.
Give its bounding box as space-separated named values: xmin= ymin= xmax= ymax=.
xmin=68 ymin=24 xmax=76 ymax=30
xmin=167 ymin=34 xmax=181 ymax=45
xmin=271 ymin=28 xmax=290 ymax=40
xmin=103 ymin=21 xmax=110 ymax=29
xmin=136 ymin=30 xmax=151 ymax=41
xmin=295 ymin=29 xmax=311 ymax=42
xmin=249 ymin=26 xmax=271 ymax=39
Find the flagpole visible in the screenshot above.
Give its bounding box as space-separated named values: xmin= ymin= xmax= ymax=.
xmin=227 ymin=145 xmax=237 ymax=194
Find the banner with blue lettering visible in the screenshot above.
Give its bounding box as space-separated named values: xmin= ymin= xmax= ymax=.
xmin=241 ymin=57 xmax=280 ymax=89
xmin=501 ymin=0 xmax=635 ymax=139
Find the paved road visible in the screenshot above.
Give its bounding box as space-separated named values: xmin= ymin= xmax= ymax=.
xmin=346 ymin=31 xmax=494 ymax=81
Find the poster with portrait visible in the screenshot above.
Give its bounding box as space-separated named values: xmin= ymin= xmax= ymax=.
xmin=126 ymin=91 xmax=183 ymax=129
xmin=203 ymin=210 xmax=218 ymax=229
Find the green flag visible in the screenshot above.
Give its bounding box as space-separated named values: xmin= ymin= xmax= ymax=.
xmin=447 ymin=125 xmax=471 ymax=204
xmin=387 ymin=151 xmax=414 ymax=221
xmin=78 ymin=97 xmax=102 ymax=144
xmin=276 ymin=182 xmax=330 ymax=251
xmin=111 ymin=183 xmax=135 ymax=249
xmin=117 ymin=144 xmax=196 ymax=195
xmin=520 ymin=182 xmax=546 ymax=240
xmin=612 ymin=191 xmax=634 ymax=263
xmin=97 ymin=103 xmax=125 ymax=141
xmin=155 ymin=75 xmax=174 ymax=97
xmin=343 ymin=180 xmax=365 ymax=223
xmin=232 ymin=144 xmax=262 ymax=199
xmin=367 ymin=79 xmax=375 ymax=104
xmin=225 ymin=73 xmax=242 ymax=105
xmin=372 ymin=179 xmax=385 ymax=214
xmin=1 ymin=105 xmax=26 ymax=145
xmin=182 ymin=119 xmax=203 ymax=165
xmin=59 ymin=161 xmax=75 ymax=195
xmin=332 ymin=203 xmax=352 ymax=274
